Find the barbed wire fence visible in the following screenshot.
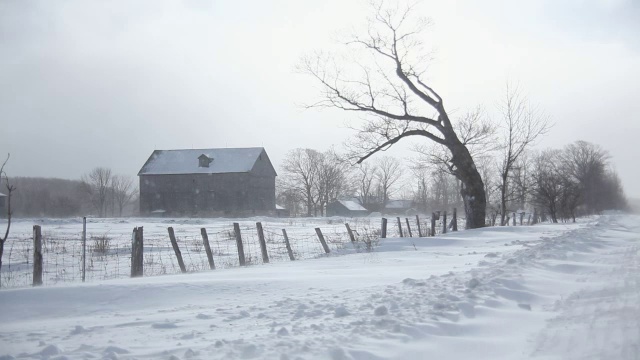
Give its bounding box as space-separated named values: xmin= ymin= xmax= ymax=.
xmin=0 ymin=211 xmax=471 ymax=289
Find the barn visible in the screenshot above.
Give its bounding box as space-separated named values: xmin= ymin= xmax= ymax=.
xmin=384 ymin=199 xmax=417 ymax=215
xmin=138 ymin=147 xmax=277 ymax=217
xmin=326 ymin=200 xmax=369 ymax=217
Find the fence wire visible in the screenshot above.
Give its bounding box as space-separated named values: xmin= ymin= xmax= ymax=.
xmin=0 ymin=213 xmax=469 ymax=289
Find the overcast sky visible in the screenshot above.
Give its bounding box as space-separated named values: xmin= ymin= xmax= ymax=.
xmin=1 ymin=0 xmax=639 ymax=197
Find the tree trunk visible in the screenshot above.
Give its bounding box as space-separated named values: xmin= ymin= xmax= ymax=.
xmin=0 ymin=240 xmax=4 ymax=280
xmin=448 ymin=139 xmax=487 ymax=229
xmin=306 ymin=187 xmax=312 ymax=217
xmin=499 ymin=172 xmax=508 ymax=226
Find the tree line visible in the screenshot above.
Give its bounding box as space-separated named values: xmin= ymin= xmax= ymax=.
xmin=277 ymin=138 xmax=627 ymax=222
xmin=0 ymin=167 xmax=137 ymax=218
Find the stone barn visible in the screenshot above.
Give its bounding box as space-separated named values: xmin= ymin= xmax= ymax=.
xmin=326 ymin=200 xmax=369 ymax=217
xmin=138 ymin=147 xmax=276 ymax=216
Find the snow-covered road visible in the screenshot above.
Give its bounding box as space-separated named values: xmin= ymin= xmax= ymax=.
xmin=1 ymin=214 xmax=638 ymax=359
xmin=531 ymin=215 xmax=640 ymax=359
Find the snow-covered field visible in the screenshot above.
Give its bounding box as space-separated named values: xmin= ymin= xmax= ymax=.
xmin=1 ymin=214 xmax=639 ymax=359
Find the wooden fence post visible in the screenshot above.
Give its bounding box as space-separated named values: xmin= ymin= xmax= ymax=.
xmin=431 ymin=213 xmax=436 ymax=236
xmin=415 ymin=215 xmax=423 ymax=237
xmin=442 ymin=211 xmax=447 ymax=234
xmin=233 ymin=223 xmax=246 ymax=266
xmin=33 ymin=225 xmax=43 ymax=286
xmin=512 ymin=212 xmax=516 ymax=226
xmin=452 ymin=208 xmax=458 ymax=231
xmin=131 ymin=227 xmax=144 ymax=277
xmin=405 ymin=218 xmax=413 ymax=237
xmin=168 ymin=227 xmax=187 ymax=273
xmin=256 ymin=222 xmax=269 ymax=264
xmin=381 ymin=218 xmax=387 ymax=239
xmin=396 ymin=217 xmax=404 ymax=237
xmin=519 ymin=212 xmax=525 ymax=226
xmin=345 ymin=223 xmax=356 ymax=243
xmin=282 ymin=229 xmax=295 ymax=260
xmin=82 ymin=217 xmax=86 ymax=282
xmin=532 ymin=208 xmax=538 ymax=225
xmin=314 ymin=228 xmax=331 ymax=254
xmin=200 ymin=228 xmax=216 ymax=270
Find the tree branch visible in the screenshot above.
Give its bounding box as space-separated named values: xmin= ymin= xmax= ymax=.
xmin=357 ymin=129 xmax=445 ymax=163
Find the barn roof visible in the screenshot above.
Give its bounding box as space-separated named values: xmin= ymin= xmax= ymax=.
xmin=385 ymin=200 xmax=414 ymax=209
xmin=337 ymin=200 xmax=367 ymax=212
xmin=0 ymin=192 xmax=5 ymax=197
xmin=138 ymin=147 xmax=271 ymax=175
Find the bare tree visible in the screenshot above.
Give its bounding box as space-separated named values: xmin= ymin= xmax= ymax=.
xmin=82 ymin=167 xmax=112 ymax=217
xmin=315 ymin=150 xmax=351 ymax=216
xmin=558 ymin=174 xmax=581 ymax=222
xmin=375 ymin=156 xmax=402 ymax=208
xmin=496 ymin=84 xmax=550 ymax=225
xmin=353 ymin=162 xmax=378 ymax=209
xmin=409 ymin=165 xmax=429 ymax=213
xmin=301 ymin=2 xmax=488 ymax=228
xmin=111 ymin=175 xmax=136 ymax=217
xmin=561 ymin=141 xmax=610 ymax=214
xmin=509 ymin=151 xmax=534 ymax=212
xmin=281 ymin=149 xmax=322 ymax=216
xmin=531 ymin=150 xmax=565 ymax=223
xmin=0 ymin=154 xmax=15 ymax=283
xmin=276 ymin=179 xmax=303 ymax=216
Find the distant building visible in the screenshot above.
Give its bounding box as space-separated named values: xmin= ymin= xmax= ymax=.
xmin=138 ymin=147 xmax=277 ymax=217
xmin=275 ymin=204 xmax=290 ymax=218
xmin=384 ymin=199 xmax=417 ymax=215
xmin=0 ymin=192 xmax=6 ymax=218
xmin=326 ymin=200 xmax=369 ymax=217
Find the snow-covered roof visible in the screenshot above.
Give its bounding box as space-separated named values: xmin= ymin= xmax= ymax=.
xmin=276 ymin=204 xmax=286 ymax=210
xmin=0 ymin=192 xmax=6 ymax=197
xmin=385 ymin=200 xmax=414 ymax=209
xmin=338 ymin=200 xmax=367 ymax=212
xmin=138 ymin=148 xmax=266 ymax=175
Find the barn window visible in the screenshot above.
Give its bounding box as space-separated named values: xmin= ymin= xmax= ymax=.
xmin=198 ymin=154 xmax=213 ymax=168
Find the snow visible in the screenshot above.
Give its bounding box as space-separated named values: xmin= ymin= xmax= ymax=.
xmin=1 ymin=214 xmax=639 ymax=359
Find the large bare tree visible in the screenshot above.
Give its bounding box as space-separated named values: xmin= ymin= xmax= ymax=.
xmin=301 ymin=3 xmax=488 ymax=228
xmin=0 ymin=154 xmax=15 ymax=284
xmin=496 ymin=85 xmax=550 ymax=225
